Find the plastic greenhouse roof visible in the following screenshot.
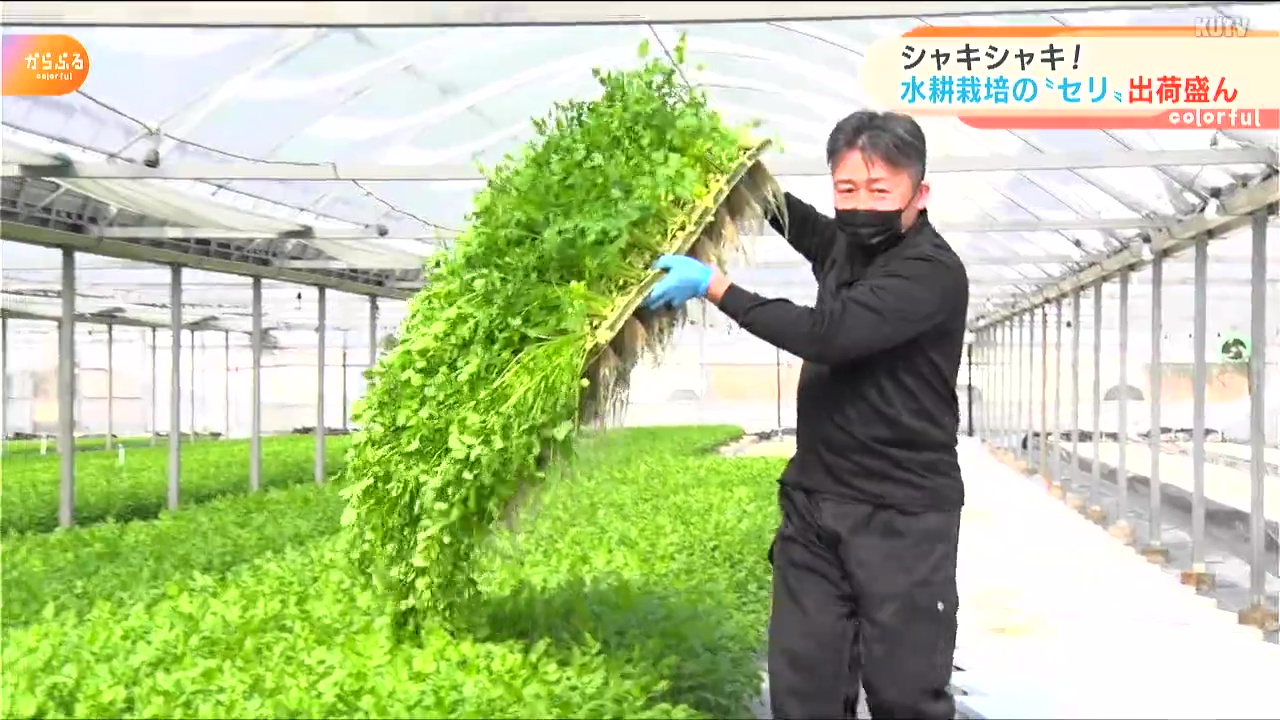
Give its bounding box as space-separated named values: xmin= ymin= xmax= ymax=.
xmin=2 ymin=2 xmax=1279 ymax=336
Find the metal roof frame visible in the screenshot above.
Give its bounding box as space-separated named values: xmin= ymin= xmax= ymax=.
xmin=0 ymin=1 xmax=1207 ymax=27
xmin=968 ymin=168 xmax=1280 ymax=330
xmin=1 ymin=173 xmax=419 ymax=300
xmin=7 ymin=147 xmax=1273 ymax=182
xmin=1 ymin=4 xmax=1276 ymax=334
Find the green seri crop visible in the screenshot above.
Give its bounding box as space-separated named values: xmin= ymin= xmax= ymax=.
xmin=3 ymin=426 xmax=785 ymax=719
xmin=2 ymin=435 xmax=155 ymax=457
xmin=339 ymin=35 xmax=783 ymax=632
xmin=1 ymin=434 xmax=351 ymax=535
xmin=2 ymin=481 xmax=347 ymax=629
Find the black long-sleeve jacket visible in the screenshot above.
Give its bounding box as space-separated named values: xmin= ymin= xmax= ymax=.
xmin=716 ymin=193 xmax=970 ymax=512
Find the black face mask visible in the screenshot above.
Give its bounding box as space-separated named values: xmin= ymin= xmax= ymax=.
xmin=834 ymin=207 xmax=908 ymax=247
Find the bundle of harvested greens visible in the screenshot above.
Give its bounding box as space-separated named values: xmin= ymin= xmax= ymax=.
xmin=339 ymin=36 xmax=785 ymax=633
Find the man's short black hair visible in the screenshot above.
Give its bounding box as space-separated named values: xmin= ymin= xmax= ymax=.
xmin=825 ymin=110 xmax=928 ymax=186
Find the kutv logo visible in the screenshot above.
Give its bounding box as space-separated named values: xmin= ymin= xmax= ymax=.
xmin=1195 ymin=15 xmax=1250 ymax=37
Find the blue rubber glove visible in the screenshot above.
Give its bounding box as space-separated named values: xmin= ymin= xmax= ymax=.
xmin=643 ymin=254 xmax=714 ymax=311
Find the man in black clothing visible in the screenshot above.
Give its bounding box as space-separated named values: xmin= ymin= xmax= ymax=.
xmin=644 ymin=110 xmax=970 ymax=720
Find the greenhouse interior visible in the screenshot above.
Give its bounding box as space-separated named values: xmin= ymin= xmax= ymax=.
xmin=2 ymin=2 xmax=1279 ymax=718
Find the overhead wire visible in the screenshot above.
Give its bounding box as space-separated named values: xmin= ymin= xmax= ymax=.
xmin=72 ymin=89 xmax=461 ymax=236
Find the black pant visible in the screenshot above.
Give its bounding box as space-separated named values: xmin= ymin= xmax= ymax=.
xmin=767 ymin=484 xmax=961 ymax=720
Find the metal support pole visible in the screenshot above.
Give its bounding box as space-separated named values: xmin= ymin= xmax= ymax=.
xmin=977 ymin=330 xmax=988 ymax=438
xmin=990 ymin=327 xmax=998 ymax=443
xmin=992 ymin=325 xmax=998 ymax=446
xmin=1016 ymin=315 xmax=1026 ymax=460
xmin=58 ymin=248 xmax=76 ymax=528
xmin=149 ymin=327 xmax=157 ymax=446
xmin=1070 ymin=290 xmax=1081 ymax=496
xmin=1027 ymin=312 xmax=1034 ymax=462
xmin=189 ymin=329 xmax=196 ymax=440
xmin=1052 ymin=300 xmax=1063 ymax=486
xmin=1003 ymin=319 xmax=1013 ymax=448
xmin=368 ymin=296 xmax=379 ymax=368
xmin=250 ymin=278 xmax=263 ymax=492
xmin=1025 ymin=314 xmax=1034 ymax=460
xmin=966 ymin=341 xmax=974 ymax=436
xmin=1039 ymin=305 xmax=1049 ymax=476
xmin=988 ymin=325 xmax=998 ymax=443
xmin=224 ymin=331 xmax=231 ymax=439
xmin=105 ymin=323 xmax=114 ymax=451
xmin=315 ymin=287 xmax=326 ymax=485
xmin=168 ymin=264 xmax=182 ymax=511
xmin=1189 ymin=235 xmax=1209 ymax=582
xmin=982 ymin=329 xmax=991 ymax=441
xmin=1090 ymin=284 xmax=1103 ymax=521
xmin=1146 ymin=251 xmax=1166 ymax=559
xmin=991 ymin=328 xmax=999 ymax=442
xmin=1026 ymin=311 xmax=1036 ymax=466
xmin=1114 ymin=268 xmax=1131 ymax=540
xmin=1243 ymin=210 xmax=1274 ymax=627
xmin=341 ymin=333 xmax=349 ymax=432
xmin=1009 ymin=318 xmax=1016 ymax=452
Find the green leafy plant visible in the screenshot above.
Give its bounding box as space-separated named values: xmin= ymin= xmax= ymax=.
xmin=3 ymin=425 xmax=784 ymax=719
xmin=339 ymin=35 xmax=783 ymax=632
xmin=1218 ymin=331 xmax=1251 ymax=364
xmin=1 ymin=435 xmax=351 ymax=535
xmin=2 ymin=435 xmax=156 ymax=457
xmin=2 ymin=481 xmax=347 ymax=628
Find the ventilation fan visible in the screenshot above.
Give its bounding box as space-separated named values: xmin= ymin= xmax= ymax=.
xmin=1218 ymin=331 xmax=1250 ymax=363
